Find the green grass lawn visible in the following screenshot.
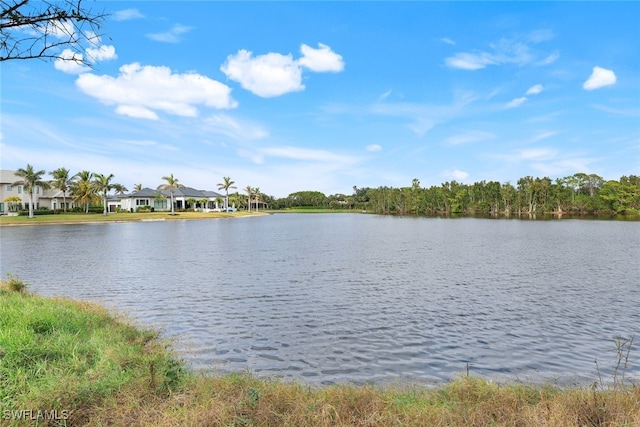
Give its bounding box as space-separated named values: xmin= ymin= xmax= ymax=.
xmin=1 ymin=279 xmax=639 ymax=426
xmin=0 ymin=210 xmax=266 ymax=226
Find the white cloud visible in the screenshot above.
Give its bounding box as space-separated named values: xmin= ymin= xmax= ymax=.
xmin=583 ymin=66 xmax=617 ymax=90
xmin=445 ymin=31 xmax=556 ymax=70
xmin=526 ymin=29 xmax=555 ymax=43
xmin=526 ymin=84 xmax=544 ymax=95
xmin=221 ymin=50 xmax=304 ymax=98
xmin=441 ymin=37 xmax=456 ymax=45
xmin=202 ymin=114 xmax=268 ymax=141
xmin=49 ymin=20 xmax=75 ymax=39
xmin=591 ymin=104 xmax=640 ymax=117
xmin=113 ymin=9 xmax=144 ymax=21
xmin=54 ymin=49 xmax=88 ymax=74
xmin=444 ymin=130 xmax=494 ymax=145
xmin=54 ymin=41 xmax=116 ymax=74
xmin=537 ymin=52 xmax=559 ymax=66
xmin=519 ymin=148 xmax=558 ymax=160
xmin=531 ymin=157 xmax=595 ymax=176
xmin=298 ymin=43 xmax=344 ymax=72
xmin=444 ymin=169 xmax=469 ymax=181
xmin=86 ymin=44 xmax=117 ymax=62
xmin=221 ymin=43 xmax=344 ymax=97
xmin=370 ymin=92 xmax=477 ymax=137
xmin=530 ymin=131 xmax=558 ymax=142
xmin=506 ymin=97 xmax=528 ymax=108
xmin=115 ymin=105 xmax=159 ymax=120
xmin=76 ymin=63 xmax=237 ymax=119
xmin=366 ymin=144 xmax=382 ymax=152
xmin=378 ymin=90 xmax=392 ymax=101
xmin=445 ymin=52 xmax=496 ymax=70
xmin=147 ymin=24 xmax=193 ymax=43
xmin=261 ymin=146 xmax=356 ymax=164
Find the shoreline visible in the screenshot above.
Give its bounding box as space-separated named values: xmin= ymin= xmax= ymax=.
xmin=2 ymin=209 xmax=638 ymax=227
xmin=0 ymin=210 xmax=270 ymax=227
xmin=1 ymin=280 xmax=638 ymax=426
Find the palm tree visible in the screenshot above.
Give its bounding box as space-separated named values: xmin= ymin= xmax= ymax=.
xmin=113 ymin=183 xmax=128 ymax=195
xmin=198 ymin=198 xmax=208 ymax=211
xmin=133 ymin=183 xmax=143 ymax=192
xmin=71 ymin=170 xmax=94 ymax=213
xmin=13 ymin=164 xmax=50 ymax=218
xmin=229 ymin=194 xmax=239 ymax=211
xmin=187 ymin=197 xmax=197 ymax=211
xmin=254 ymin=187 xmax=261 ymax=211
xmin=49 ymin=167 xmax=73 ymax=212
xmin=93 ymin=173 xmax=116 ymax=216
xmin=244 ymin=185 xmax=252 ymax=212
xmin=158 ymin=174 xmax=184 ymax=215
xmin=217 ymin=176 xmax=237 ymax=212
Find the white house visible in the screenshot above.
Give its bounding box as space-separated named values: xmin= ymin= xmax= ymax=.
xmin=2 ymin=170 xmax=228 ymax=214
xmin=108 ymin=187 xmax=225 ymax=212
xmin=0 ymin=170 xmax=75 ymax=214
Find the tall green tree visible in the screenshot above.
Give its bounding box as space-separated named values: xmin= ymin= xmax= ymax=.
xmin=244 ymin=185 xmax=253 ymax=212
xmin=93 ymin=173 xmax=117 ymax=216
xmin=133 ymin=183 xmax=143 ymax=192
xmin=158 ymin=174 xmax=184 ymax=215
xmin=71 ymin=170 xmax=94 ymax=213
xmin=113 ymin=183 xmax=128 ymax=195
xmin=13 ymin=164 xmax=49 ymax=218
xmin=49 ymin=167 xmax=73 ymax=212
xmin=217 ymin=177 xmax=237 ymax=212
xmin=253 ymin=187 xmax=261 ymax=211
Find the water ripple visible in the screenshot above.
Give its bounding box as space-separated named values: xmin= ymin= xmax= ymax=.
xmin=1 ymin=215 xmax=639 ymax=385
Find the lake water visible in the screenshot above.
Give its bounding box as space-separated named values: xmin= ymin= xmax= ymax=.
xmin=1 ymin=214 xmax=639 ymax=386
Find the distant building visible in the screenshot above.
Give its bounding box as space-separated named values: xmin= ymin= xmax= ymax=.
xmin=109 ymin=187 xmax=224 ymax=212
xmin=0 ymin=170 xmax=74 ymax=214
xmin=1 ymin=170 xmax=225 ymax=214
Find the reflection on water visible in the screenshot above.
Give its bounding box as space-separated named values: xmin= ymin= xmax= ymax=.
xmin=1 ymin=214 xmax=639 ymax=385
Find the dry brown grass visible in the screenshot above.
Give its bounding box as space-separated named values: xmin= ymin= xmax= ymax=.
xmin=80 ymin=373 xmax=640 ymax=427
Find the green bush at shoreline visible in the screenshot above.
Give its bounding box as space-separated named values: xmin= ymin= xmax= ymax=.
xmin=1 ymin=279 xmax=638 ymax=426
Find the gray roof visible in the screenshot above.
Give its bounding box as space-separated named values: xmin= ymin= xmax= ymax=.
xmin=172 ymin=186 xmax=223 ymax=198
xmin=0 ymin=170 xmax=20 ymax=184
xmin=2 ymin=170 xmax=224 ymax=199
xmin=129 ymin=188 xmax=161 ymax=197
xmin=201 ymin=190 xmax=224 ymax=198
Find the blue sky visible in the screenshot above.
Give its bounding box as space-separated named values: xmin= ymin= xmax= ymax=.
xmin=2 ymin=1 xmax=639 ymax=198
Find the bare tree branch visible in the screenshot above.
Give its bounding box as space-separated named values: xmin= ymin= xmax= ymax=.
xmin=1 ymin=0 xmax=107 ymax=66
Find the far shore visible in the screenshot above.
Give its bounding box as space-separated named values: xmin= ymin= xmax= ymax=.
xmin=2 ymin=209 xmax=636 ymax=227
xmin=0 ymin=210 xmax=270 ymax=226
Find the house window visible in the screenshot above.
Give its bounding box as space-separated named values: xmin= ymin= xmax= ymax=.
xmin=153 ymin=199 xmax=167 ymax=210
xmin=6 ymin=185 xmax=12 ymax=191
xmin=36 ymin=187 xmax=40 ymax=194
xmin=136 ymin=199 xmax=150 ymax=206
xmin=17 ymin=186 xmax=22 ymax=194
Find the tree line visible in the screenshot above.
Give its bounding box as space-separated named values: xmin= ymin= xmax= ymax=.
xmin=9 ymin=165 xmax=640 ymax=218
xmin=275 ymin=173 xmax=640 ymax=216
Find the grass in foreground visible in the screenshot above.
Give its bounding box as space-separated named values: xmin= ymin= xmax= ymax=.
xmin=1 ymin=280 xmax=639 ymax=426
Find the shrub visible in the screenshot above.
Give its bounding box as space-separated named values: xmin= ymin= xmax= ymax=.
xmin=18 ymin=209 xmax=53 ymax=216
xmin=2 ymin=273 xmax=28 ymax=293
